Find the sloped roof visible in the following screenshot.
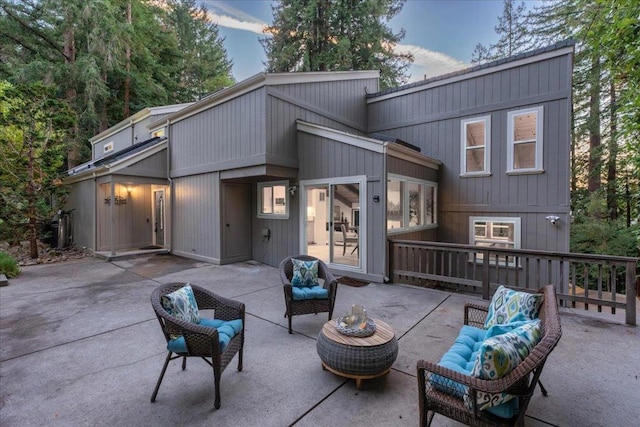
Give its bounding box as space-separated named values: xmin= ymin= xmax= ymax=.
xmin=368 ymin=39 xmax=576 ymax=99
xmin=67 ymin=136 xmax=165 ymax=177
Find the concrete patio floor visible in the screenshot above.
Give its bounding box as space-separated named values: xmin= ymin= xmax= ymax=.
xmin=1 ymin=254 xmax=638 ymax=426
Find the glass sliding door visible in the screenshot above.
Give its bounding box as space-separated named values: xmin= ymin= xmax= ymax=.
xmin=304 ymin=180 xmax=361 ymax=268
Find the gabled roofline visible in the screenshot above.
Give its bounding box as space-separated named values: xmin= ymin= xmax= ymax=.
xmin=89 ymin=102 xmax=193 ymax=144
xmin=149 ymin=70 xmax=380 ymax=128
xmin=367 ymin=40 xmax=576 ymax=104
xmin=296 ymin=120 xmax=441 ymax=170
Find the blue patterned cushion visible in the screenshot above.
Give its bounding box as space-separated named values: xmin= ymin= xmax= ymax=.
xmin=161 ymin=284 xmax=200 ymax=323
xmin=291 ymin=258 xmax=319 ymax=287
xmin=291 ymin=285 xmax=328 ymax=301
xmin=484 ymin=286 xmax=542 ymax=329
xmin=167 ymin=318 xmax=243 ymax=353
xmin=466 ymin=320 xmax=542 ymax=412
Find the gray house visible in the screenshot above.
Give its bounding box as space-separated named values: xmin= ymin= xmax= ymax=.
xmin=66 ymin=41 xmax=574 ymax=283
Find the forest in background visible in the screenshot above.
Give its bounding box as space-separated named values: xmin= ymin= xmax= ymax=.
xmin=1 ymin=0 xmax=638 ymax=260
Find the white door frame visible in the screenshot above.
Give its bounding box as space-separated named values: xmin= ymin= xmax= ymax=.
xmin=152 ymin=188 xmax=165 ymax=246
xmin=299 ymin=175 xmax=367 ymax=274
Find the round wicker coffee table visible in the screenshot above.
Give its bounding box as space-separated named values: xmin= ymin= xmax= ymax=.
xmin=316 ymin=318 xmax=398 ymax=389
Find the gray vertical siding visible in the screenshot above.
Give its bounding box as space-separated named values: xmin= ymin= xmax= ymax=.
xmin=66 ymin=179 xmax=95 ymax=250
xmin=368 ymin=52 xmax=572 ymax=254
xmin=93 ymin=129 xmax=133 ymax=160
xmin=297 ymin=132 xmax=386 ymax=278
xmin=170 ymin=88 xmax=267 ymax=176
xmin=171 ymin=173 xmax=221 ymax=263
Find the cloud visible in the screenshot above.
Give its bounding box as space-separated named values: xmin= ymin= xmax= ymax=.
xmin=395 ymin=44 xmax=468 ymax=82
xmin=206 ymin=11 xmax=267 ymax=34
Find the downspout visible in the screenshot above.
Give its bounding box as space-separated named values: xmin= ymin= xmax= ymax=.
xmin=382 ymin=143 xmax=389 ymax=283
xmin=166 ymin=119 xmax=172 ymax=253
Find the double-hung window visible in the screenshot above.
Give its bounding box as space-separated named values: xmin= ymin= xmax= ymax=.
xmin=469 ymin=217 xmax=521 ymax=266
xmin=257 ymin=180 xmax=289 ymax=219
xmin=507 ymin=106 xmax=544 ymax=173
xmin=387 ymin=174 xmax=437 ymax=232
xmin=461 ymin=116 xmax=491 ymax=176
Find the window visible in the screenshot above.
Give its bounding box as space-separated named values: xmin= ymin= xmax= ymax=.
xmin=387 ymin=174 xmax=437 ymax=232
xmin=257 ymin=180 xmax=289 ymax=219
xmin=103 ymin=141 xmax=114 ymax=153
xmin=152 ymin=129 xmax=165 ymax=138
xmin=507 ymin=106 xmax=543 ymax=173
xmin=469 ymin=217 xmax=521 ymax=266
xmin=461 ymin=116 xmax=491 ymax=176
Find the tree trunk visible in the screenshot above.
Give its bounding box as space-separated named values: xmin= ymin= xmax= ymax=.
xmin=606 ymin=80 xmax=618 ymax=220
xmin=63 ymin=24 xmax=80 ymax=169
xmin=27 ymin=141 xmax=38 ymax=259
xmin=587 ymin=57 xmax=601 ymax=193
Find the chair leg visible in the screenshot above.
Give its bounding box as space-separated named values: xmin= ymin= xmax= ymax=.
xmin=288 ymin=311 xmax=293 ymax=334
xmin=213 ymin=363 xmax=221 ymax=409
xmin=182 ymin=355 xmax=187 ymax=370
xmin=150 ymin=352 xmax=172 ymax=402
xmin=538 ymin=379 xmax=548 ymax=396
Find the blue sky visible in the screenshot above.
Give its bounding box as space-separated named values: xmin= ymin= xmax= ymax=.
xmin=199 ymin=1 xmax=520 ymax=84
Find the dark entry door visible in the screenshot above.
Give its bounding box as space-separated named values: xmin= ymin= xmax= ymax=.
xmin=222 ymin=183 xmax=251 ymax=262
xmin=154 ymin=190 xmax=165 ymax=246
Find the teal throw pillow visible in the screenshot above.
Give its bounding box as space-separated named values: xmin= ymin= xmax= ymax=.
xmin=484 ymin=285 xmax=542 ymax=329
xmin=291 ymin=258 xmax=319 ymax=287
xmin=466 ymin=320 xmax=542 ymax=411
xmin=161 ymin=284 xmax=200 ymax=323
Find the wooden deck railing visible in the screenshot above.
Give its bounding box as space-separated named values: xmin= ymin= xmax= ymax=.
xmin=388 ymin=240 xmax=639 ymax=325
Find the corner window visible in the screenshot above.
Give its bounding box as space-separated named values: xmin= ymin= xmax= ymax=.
xmin=461 ymin=116 xmax=490 ymax=176
xmin=470 ymin=217 xmax=521 ymax=266
xmin=507 ymin=106 xmax=543 ymax=173
xmin=387 ymin=174 xmax=437 ymax=232
xmin=257 ymin=180 xmax=289 ymax=219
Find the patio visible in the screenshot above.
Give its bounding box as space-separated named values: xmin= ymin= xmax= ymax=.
xmin=0 ymin=254 xmax=638 ymax=426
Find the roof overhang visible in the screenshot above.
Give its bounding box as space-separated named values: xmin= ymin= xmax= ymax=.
xmin=149 ymin=70 xmax=380 ymax=129
xmin=65 ymin=139 xmax=167 ymax=184
xmin=90 ymin=103 xmax=192 ymax=144
xmin=296 ymin=120 xmax=441 ymax=170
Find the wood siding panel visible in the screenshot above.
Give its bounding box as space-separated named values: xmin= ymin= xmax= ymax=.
xmin=172 ymin=174 xmax=221 ymax=262
xmin=66 ymin=179 xmax=95 ymax=250
xmin=296 ymin=132 xmax=386 ymax=277
xmin=170 ymin=88 xmax=267 ymax=175
xmin=368 ymin=52 xmax=572 ymax=254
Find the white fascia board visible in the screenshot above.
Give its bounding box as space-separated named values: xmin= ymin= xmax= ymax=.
xmin=265 ymin=70 xmax=379 ymax=86
xmin=296 ymin=120 xmax=385 ymax=153
xmin=105 ymin=140 xmax=167 ymax=173
xmin=149 ymin=70 xmax=380 ymax=128
xmin=90 ymin=108 xmax=151 ymax=144
xmin=147 ymin=102 xmax=194 ymax=116
xmin=149 ymin=73 xmax=267 ymax=128
xmin=386 ymin=143 xmax=441 ymax=170
xmin=367 ymin=46 xmax=574 ymax=104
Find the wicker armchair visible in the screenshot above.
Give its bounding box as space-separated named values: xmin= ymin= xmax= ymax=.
xmin=417 ymin=285 xmax=562 ymax=427
xmin=150 ymin=282 xmax=245 ymax=409
xmin=279 ymin=255 xmax=338 ymax=334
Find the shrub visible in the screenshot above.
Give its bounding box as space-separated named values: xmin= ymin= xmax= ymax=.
xmin=0 ymin=252 xmax=20 ymax=278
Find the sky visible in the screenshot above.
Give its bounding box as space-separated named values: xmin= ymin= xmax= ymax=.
xmin=199 ymin=0 xmax=518 ymax=84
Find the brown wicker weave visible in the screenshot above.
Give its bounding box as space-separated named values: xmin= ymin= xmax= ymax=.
xmin=279 ymin=255 xmax=338 ymax=334
xmin=417 ymin=285 xmax=562 ymax=427
xmin=150 ymin=282 xmax=245 ymax=409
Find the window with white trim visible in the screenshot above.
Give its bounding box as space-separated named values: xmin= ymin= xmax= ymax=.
xmin=469 ymin=217 xmax=521 ymax=266
xmin=257 ymin=180 xmax=289 ymax=219
xmin=103 ymin=141 xmax=114 ymax=153
xmin=461 ymin=116 xmax=490 ymax=175
xmin=387 ymin=174 xmax=437 ymax=232
xmin=507 ymin=106 xmax=543 ymax=173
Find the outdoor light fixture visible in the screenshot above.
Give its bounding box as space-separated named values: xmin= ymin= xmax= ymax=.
xmin=545 ymin=215 xmax=560 ymax=225
xmin=289 ymin=185 xmax=297 ymax=196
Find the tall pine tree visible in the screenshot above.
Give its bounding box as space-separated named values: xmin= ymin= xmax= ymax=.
xmin=261 ymin=0 xmax=412 ymax=89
